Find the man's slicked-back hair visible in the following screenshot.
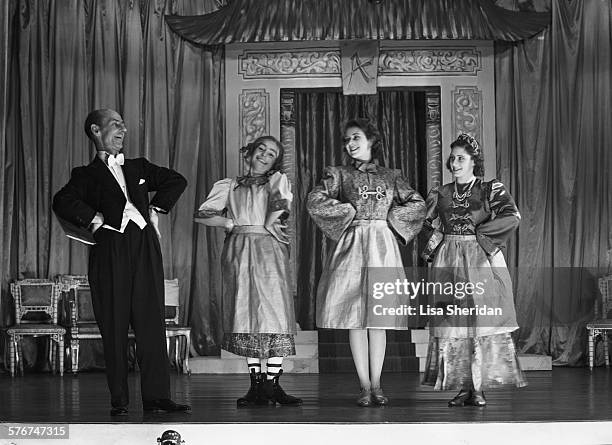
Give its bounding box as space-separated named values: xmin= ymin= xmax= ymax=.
xmin=84 ymin=109 xmax=112 ymax=141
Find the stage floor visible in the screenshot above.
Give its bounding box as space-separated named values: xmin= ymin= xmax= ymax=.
xmin=1 ymin=368 xmax=611 ymax=423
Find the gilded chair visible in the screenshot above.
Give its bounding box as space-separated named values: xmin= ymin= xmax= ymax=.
xmin=164 ymin=279 xmax=191 ymax=374
xmin=587 ymin=274 xmax=612 ymax=369
xmin=6 ymin=279 xmax=65 ymax=377
xmin=59 ymin=275 xmax=135 ymax=373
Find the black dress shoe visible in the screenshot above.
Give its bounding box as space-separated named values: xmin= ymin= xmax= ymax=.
xmin=468 ymin=391 xmax=486 ymax=407
xmin=143 ymin=399 xmax=192 ymax=413
xmin=448 ymin=389 xmax=472 ymax=407
xmin=110 ymin=406 xmax=128 ymax=417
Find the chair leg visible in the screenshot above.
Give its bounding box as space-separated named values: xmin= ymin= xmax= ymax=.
xmin=71 ymin=339 xmax=79 ymax=374
xmin=166 ymin=336 xmax=171 ymax=370
xmin=604 ymin=333 xmax=610 ymax=368
xmin=588 ymin=331 xmax=594 ymax=370
xmin=17 ymin=337 xmax=25 ymax=376
xmin=184 ymin=331 xmax=191 ymax=375
xmin=50 ymin=337 xmax=56 ymax=375
xmin=175 ymin=337 xmax=180 ymax=374
xmin=59 ymin=335 xmax=64 ymax=377
xmin=9 ymin=334 xmax=16 ymax=378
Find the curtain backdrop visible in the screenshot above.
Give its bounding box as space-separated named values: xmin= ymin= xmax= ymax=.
xmin=2 ymin=0 xmax=611 ymax=371
xmin=495 ymin=0 xmax=612 ymax=366
xmin=293 ymin=89 xmax=428 ymax=330
xmin=0 ymin=0 xmax=226 ymax=371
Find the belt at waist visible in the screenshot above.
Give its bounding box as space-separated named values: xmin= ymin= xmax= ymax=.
xmin=232 ymin=225 xmax=269 ymax=235
xmin=350 ymin=219 xmax=388 ymax=227
xmin=444 ymin=234 xmax=477 ymax=241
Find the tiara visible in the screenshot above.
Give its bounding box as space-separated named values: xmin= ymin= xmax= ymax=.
xmin=456 ymin=133 xmax=480 ymax=155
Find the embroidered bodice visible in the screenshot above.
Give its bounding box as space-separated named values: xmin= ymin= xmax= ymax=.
xmin=307 ymin=162 xmax=425 ymax=244
xmin=421 ymin=179 xmax=521 ymax=259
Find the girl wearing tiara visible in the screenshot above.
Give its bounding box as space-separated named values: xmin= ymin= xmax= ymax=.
xmin=421 ymin=133 xmax=527 ymax=407
xmin=195 ymin=136 xmax=301 ymax=407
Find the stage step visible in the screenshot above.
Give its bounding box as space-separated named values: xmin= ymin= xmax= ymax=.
xmin=319 ymin=356 xmax=420 ymax=373
xmin=190 ymin=356 xmax=318 ymax=373
xmin=318 ymin=329 xmax=419 ymax=372
xmin=191 ymin=330 xmax=319 ymax=374
xmin=517 ymin=353 xmax=552 ymax=370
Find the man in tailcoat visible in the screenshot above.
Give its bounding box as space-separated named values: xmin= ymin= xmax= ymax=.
xmin=53 ymin=108 xmax=189 ymax=416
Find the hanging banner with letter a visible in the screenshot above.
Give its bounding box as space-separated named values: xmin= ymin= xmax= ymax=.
xmin=340 ymin=40 xmax=379 ymax=95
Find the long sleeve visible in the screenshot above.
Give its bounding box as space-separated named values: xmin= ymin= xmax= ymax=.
xmin=419 ymin=187 xmax=445 ymax=261
xmin=53 ymin=167 xmax=98 ymax=228
xmin=476 ymin=180 xmax=521 ymax=255
xmin=387 ymin=171 xmax=426 ymax=246
xmin=267 ymin=171 xmax=293 ymax=218
xmin=143 ymin=158 xmax=188 ymax=213
xmin=196 ymin=178 xmax=232 ymax=217
xmin=306 ymin=166 xmax=356 ymax=241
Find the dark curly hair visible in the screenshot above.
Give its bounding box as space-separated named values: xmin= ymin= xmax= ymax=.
xmin=240 ymin=135 xmax=284 ymax=174
xmin=343 ymin=118 xmax=382 ymax=162
xmin=445 ymin=134 xmax=485 ymax=177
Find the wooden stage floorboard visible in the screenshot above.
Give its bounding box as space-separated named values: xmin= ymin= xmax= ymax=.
xmin=1 ymin=368 xmax=611 ymax=424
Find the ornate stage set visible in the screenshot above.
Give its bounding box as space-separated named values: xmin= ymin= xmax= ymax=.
xmin=166 ymin=0 xmax=553 ymax=375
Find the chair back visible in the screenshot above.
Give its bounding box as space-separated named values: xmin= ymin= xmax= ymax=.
xmin=57 ymin=275 xmax=89 ymax=324
xmin=164 ymin=279 xmax=180 ymax=326
xmin=59 ymin=275 xmax=97 ymax=325
xmin=10 ymin=279 xmax=61 ymax=324
xmin=598 ymin=274 xmax=612 ymax=319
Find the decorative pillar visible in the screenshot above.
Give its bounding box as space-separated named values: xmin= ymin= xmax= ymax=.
xmin=280 ymin=90 xmax=297 ymax=295
xmin=425 ymin=90 xmax=442 ymax=190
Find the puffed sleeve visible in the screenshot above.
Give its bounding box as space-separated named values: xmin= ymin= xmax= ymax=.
xmin=476 ymin=180 xmax=521 ymax=255
xmin=267 ymin=171 xmax=293 ymax=218
xmin=306 ymin=166 xmax=356 ymax=242
xmin=419 ymin=187 xmax=445 ymax=262
xmin=196 ymin=178 xmax=232 ymax=218
xmin=387 ymin=171 xmax=426 ymax=246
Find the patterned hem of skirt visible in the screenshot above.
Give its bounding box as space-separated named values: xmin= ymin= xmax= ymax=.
xmin=222 ymin=333 xmax=296 ymax=358
xmin=421 ymin=332 xmax=528 ymax=391
xmin=317 ymin=325 xmax=409 ymax=330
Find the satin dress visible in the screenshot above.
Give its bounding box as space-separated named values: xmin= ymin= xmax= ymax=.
xmin=420 ymin=178 xmax=527 ymax=390
xmin=307 ymin=161 xmax=426 ymax=330
xmin=198 ymin=171 xmax=296 ymax=358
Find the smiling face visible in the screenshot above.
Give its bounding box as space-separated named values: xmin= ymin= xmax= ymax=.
xmin=343 ymin=126 xmax=372 ymax=162
xmin=90 ymin=110 xmax=127 ymax=155
xmin=248 ymin=139 xmax=280 ymax=175
xmin=448 ymin=146 xmax=475 ymax=182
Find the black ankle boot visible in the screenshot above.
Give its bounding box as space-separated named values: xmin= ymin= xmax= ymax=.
xmin=237 ymin=369 xmax=263 ymax=407
xmin=262 ymin=370 xmax=302 ymax=406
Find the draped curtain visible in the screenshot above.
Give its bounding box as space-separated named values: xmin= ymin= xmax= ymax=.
xmin=0 ymin=0 xmax=226 ymax=371
xmin=495 ymin=0 xmax=612 ymax=365
xmin=293 ymin=89 xmax=428 ymax=330
xmin=2 ymin=0 xmax=611 ymax=371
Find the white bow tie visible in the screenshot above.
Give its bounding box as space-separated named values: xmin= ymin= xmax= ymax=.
xmin=107 ymin=153 xmax=125 ymax=168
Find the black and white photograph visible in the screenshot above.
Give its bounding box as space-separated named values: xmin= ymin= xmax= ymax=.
xmin=0 ymin=0 xmax=611 ymax=444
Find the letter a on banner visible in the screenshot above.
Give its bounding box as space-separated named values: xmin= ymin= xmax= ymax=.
xmin=341 ymin=40 xmax=379 ymax=95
